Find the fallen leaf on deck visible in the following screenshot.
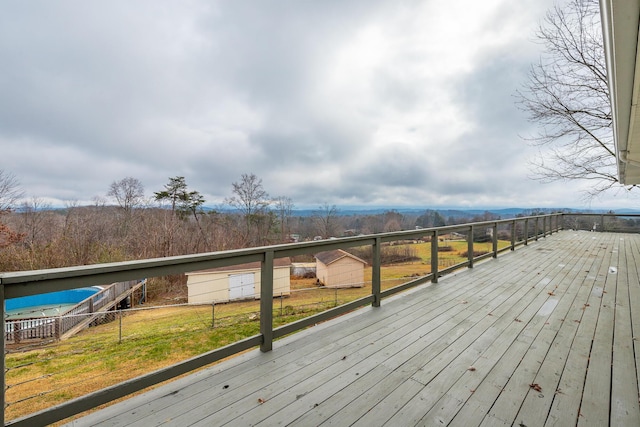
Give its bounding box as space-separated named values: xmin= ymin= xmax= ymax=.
xmin=529 ymin=383 xmax=542 ymax=392
xmin=341 ymin=355 xmax=347 ymax=360
xmin=468 ymin=366 xmax=476 ymax=371
xmin=548 ymin=292 xmax=555 ymax=296
xmin=514 ymin=318 xmax=523 ymax=323
xmin=460 ymin=300 xmax=468 ymax=304
xmin=258 ymin=398 xmax=266 ymax=404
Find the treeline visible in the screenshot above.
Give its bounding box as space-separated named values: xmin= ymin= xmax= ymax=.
xmin=0 ymin=171 xmax=545 ymax=273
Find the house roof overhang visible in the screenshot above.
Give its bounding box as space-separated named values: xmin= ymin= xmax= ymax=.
xmin=601 ymin=0 xmax=640 ymax=184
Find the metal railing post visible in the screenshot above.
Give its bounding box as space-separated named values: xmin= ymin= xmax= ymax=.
xmin=372 ymin=237 xmax=381 ymax=307
xmin=260 ymin=251 xmax=274 ymax=352
xmin=468 ymin=225 xmax=474 ymax=268
xmin=431 ymin=230 xmax=439 ymax=283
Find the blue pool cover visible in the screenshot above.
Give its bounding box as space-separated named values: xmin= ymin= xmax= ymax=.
xmin=6 ymin=287 xmax=102 ymax=312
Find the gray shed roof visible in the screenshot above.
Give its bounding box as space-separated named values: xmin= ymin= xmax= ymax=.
xmin=315 ymin=249 xmax=367 ymax=266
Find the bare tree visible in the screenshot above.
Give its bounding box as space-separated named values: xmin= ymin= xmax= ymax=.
xmin=0 ymin=170 xmax=25 ymax=249
xmin=517 ymin=0 xmax=619 ymax=196
xmin=0 ymin=170 xmax=24 ymax=213
xmin=274 ymin=196 xmax=294 ymax=242
xmin=225 ymin=173 xmax=272 ymax=246
xmin=18 ymin=197 xmax=54 ymax=248
xmin=313 ymin=203 xmax=340 ymax=238
xmin=107 ymin=177 xmax=145 ymax=214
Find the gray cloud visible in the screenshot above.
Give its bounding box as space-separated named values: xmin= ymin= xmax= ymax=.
xmin=1 ymin=0 xmax=634 ymax=210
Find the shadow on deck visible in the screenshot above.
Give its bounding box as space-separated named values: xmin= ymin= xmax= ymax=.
xmin=64 ymin=231 xmax=640 ymax=426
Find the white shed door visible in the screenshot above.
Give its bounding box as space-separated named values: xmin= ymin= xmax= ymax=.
xmin=229 ymin=273 xmax=255 ymax=300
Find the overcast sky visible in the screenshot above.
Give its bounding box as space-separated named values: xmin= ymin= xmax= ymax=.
xmin=1 ymin=0 xmax=637 ymax=210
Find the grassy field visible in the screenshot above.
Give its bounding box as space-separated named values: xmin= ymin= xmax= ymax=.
xmin=4 ymin=239 xmax=508 ymax=422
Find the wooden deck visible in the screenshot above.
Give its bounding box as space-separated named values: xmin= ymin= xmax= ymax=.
xmin=64 ymin=231 xmax=640 ymax=426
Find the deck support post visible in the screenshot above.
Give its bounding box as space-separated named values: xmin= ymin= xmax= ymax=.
xmin=372 ymin=237 xmax=381 ymax=307
xmin=260 ymin=251 xmax=274 ymax=352
xmin=467 ymin=225 xmax=474 ymax=268
xmin=431 ymin=230 xmax=439 ymax=283
xmin=492 ymin=222 xmax=498 ymax=258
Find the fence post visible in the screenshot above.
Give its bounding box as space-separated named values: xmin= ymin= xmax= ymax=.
xmin=55 ymin=317 xmax=61 ymax=340
xmin=118 ymin=310 xmax=122 ymax=344
xmin=524 ymin=218 xmax=529 ymax=245
xmin=510 ymin=220 xmax=516 ymax=251
xmin=431 ymin=230 xmax=439 ymax=283
xmin=372 ymin=237 xmax=381 ymax=307
xmin=212 ymin=302 xmax=215 ymax=328
xmin=260 ymin=250 xmax=274 ymax=353
xmin=600 ymin=214 xmax=605 ymax=231
xmin=467 ymin=225 xmax=474 ymax=268
xmin=535 ymin=217 xmax=539 ymax=241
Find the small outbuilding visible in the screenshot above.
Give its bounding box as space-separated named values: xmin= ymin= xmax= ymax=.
xmin=315 ymin=249 xmax=367 ymax=288
xmin=186 ymin=258 xmax=291 ymax=304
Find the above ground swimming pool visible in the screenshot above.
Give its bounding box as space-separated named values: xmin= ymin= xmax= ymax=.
xmin=5 ymin=287 xmax=103 ymax=319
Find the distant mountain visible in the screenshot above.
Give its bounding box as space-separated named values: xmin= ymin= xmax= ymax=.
xmin=204 ymin=206 xmax=640 ymax=217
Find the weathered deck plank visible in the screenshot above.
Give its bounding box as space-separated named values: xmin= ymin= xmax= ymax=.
xmin=63 ymin=231 xmax=640 ymax=427
xmin=440 ymin=232 xmax=604 ymax=427
xmin=577 ymin=234 xmax=618 ymax=426
xmin=610 ymin=236 xmax=640 ymax=425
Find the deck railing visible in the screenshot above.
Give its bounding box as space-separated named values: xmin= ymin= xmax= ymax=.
xmin=0 ymin=212 xmax=604 ymax=426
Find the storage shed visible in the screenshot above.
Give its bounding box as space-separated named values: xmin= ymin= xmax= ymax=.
xmin=186 ymin=258 xmax=291 ymax=304
xmin=315 ymin=249 xmax=367 ymax=288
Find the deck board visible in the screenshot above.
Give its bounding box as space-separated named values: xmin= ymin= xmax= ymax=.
xmin=63 ymin=231 xmax=640 ymax=427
